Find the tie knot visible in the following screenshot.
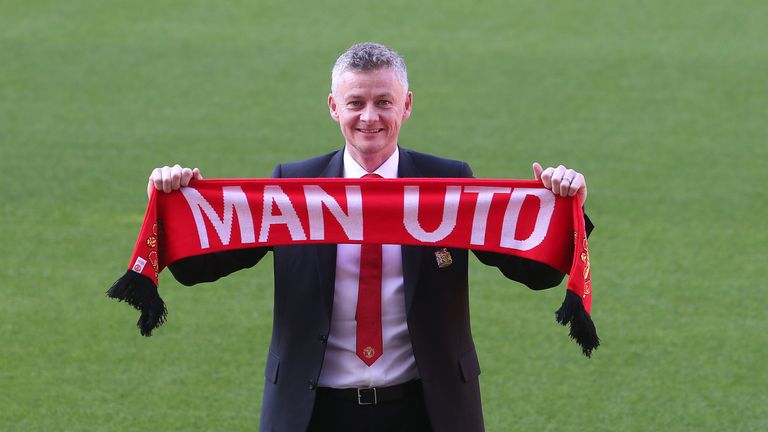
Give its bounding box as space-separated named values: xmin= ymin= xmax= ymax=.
xmin=362 ymin=173 xmax=382 ymax=179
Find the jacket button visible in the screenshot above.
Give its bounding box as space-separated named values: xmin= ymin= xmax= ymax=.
xmin=319 ymin=334 xmax=328 ymax=343
xmin=308 ymin=380 xmax=317 ymax=390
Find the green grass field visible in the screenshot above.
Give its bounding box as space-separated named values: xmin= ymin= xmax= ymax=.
xmin=2 ymin=1 xmax=766 ymax=430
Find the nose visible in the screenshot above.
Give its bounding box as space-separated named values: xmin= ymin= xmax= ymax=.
xmin=360 ymin=104 xmax=378 ymax=123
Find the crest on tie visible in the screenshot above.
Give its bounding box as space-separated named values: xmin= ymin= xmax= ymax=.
xmin=363 ymin=346 xmax=376 ymax=359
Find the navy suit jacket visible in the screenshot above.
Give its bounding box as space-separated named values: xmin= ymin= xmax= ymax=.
xmin=170 ymin=147 xmax=582 ymax=431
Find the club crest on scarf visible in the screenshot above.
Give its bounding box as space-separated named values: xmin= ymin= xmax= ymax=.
xmin=146 ymin=223 xmax=158 ymax=248
xmin=575 ymin=231 xmax=592 ymax=297
xmin=581 ymin=236 xmax=591 ymax=296
xmin=146 ymin=223 xmax=159 ymax=279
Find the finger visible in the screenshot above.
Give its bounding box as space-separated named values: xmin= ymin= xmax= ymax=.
xmin=540 ymin=167 xmax=554 ymax=190
xmin=567 ymin=173 xmax=585 ymax=197
xmin=551 ymin=165 xmax=566 ymax=195
xmin=560 ymin=169 xmax=577 ymax=196
xmin=532 ymin=162 xmax=543 ymax=180
xmin=192 ymin=168 xmax=203 ymax=180
xmin=161 ymin=166 xmax=172 ymax=193
xmin=577 ymin=173 xmax=588 ymax=203
xmin=170 ymin=164 xmax=183 ymax=190
xmin=149 ymin=168 xmax=163 ymax=193
xmin=180 ymin=168 xmax=193 ymax=187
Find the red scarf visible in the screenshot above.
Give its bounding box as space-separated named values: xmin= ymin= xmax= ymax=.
xmin=108 ymin=178 xmax=599 ymax=356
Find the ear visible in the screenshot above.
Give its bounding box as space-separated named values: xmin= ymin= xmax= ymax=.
xmin=328 ymin=93 xmax=340 ymax=123
xmin=402 ymin=91 xmax=413 ymax=121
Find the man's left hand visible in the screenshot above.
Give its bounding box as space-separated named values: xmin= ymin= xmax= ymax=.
xmin=532 ymin=162 xmax=588 ymax=204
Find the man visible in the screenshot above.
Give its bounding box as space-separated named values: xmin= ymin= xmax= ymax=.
xmin=148 ymin=43 xmax=590 ymax=432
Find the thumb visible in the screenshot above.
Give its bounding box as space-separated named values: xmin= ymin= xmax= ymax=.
xmin=532 ymin=162 xmax=543 ymax=180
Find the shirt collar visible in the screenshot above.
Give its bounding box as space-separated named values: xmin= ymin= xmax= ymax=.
xmin=343 ymin=146 xmax=399 ymax=179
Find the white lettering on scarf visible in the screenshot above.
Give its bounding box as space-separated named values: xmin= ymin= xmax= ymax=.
xmin=499 ymin=188 xmax=555 ymax=251
xmin=260 ymin=185 xmax=307 ymax=242
xmin=303 ymin=185 xmax=363 ymax=241
xmin=463 ymin=186 xmax=513 ymax=245
xmin=402 ymin=186 xmax=461 ymax=242
xmin=180 ymin=186 xmax=255 ymax=249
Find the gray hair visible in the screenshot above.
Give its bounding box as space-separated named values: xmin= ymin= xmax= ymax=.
xmin=331 ymin=42 xmax=409 ymax=96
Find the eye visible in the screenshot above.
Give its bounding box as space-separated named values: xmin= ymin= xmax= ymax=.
xmin=347 ymin=101 xmax=363 ymax=107
xmin=377 ymin=100 xmax=393 ymax=106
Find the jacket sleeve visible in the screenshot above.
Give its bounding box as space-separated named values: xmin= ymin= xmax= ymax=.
xmin=168 ymin=248 xmax=270 ymax=286
xmin=474 ymin=211 xmax=594 ymax=290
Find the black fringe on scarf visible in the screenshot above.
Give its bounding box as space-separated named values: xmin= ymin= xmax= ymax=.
xmin=106 ymin=270 xmax=167 ymax=336
xmin=555 ymin=290 xmax=600 ymax=357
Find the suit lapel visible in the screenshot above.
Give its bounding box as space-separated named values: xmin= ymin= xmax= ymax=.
xmin=319 ymin=149 xmax=344 ymax=178
xmin=398 ymin=148 xmax=424 ymax=315
xmin=314 ymin=149 xmax=345 ymax=317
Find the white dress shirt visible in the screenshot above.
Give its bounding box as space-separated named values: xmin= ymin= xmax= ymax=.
xmin=317 ymin=147 xmax=419 ymax=388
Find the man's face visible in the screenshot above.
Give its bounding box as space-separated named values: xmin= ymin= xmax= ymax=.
xmin=328 ymin=68 xmax=413 ymax=167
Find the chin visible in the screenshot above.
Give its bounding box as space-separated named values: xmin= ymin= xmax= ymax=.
xmin=350 ymin=136 xmax=381 ymax=148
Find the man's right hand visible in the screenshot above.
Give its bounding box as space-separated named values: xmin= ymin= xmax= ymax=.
xmin=147 ymin=164 xmax=203 ymax=198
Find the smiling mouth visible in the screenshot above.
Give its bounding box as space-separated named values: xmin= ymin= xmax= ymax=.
xmin=357 ymin=128 xmax=384 ymax=134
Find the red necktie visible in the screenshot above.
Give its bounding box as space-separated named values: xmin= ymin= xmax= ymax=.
xmin=356 ymin=173 xmax=383 ymax=366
